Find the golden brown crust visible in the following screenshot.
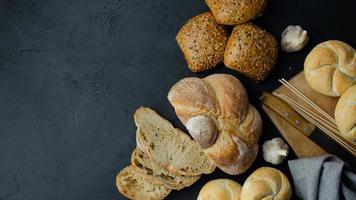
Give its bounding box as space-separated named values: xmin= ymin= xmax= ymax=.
xmin=241 ymin=167 xmax=292 ymax=200
xmin=176 ymin=12 xmax=228 ymax=72
xmin=168 ymin=74 xmax=262 ymax=175
xmin=335 ymin=85 xmax=356 ymax=142
xmin=304 ymin=40 xmax=356 ymax=96
xmin=204 ymin=74 xmax=249 ymax=124
xmin=206 ymin=0 xmax=267 ymax=25
xmin=197 ymin=179 xmax=242 ymax=200
xmin=224 ymin=23 xmax=278 ymax=82
xmin=205 ymin=130 xmax=259 ymax=174
xmin=167 ymin=77 xmax=219 ymax=124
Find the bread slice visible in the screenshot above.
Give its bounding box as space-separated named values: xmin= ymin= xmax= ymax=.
xmin=134 ymin=107 xmax=216 ymax=176
xmin=131 ymin=148 xmax=200 ymax=190
xmin=116 ymin=166 xmax=171 ymax=200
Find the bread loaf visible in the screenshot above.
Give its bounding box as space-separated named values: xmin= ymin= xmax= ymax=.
xmin=197 ymin=179 xmax=242 ymax=200
xmin=241 ymin=167 xmax=292 ymax=200
xmin=131 ymin=149 xmax=200 ymax=190
xmin=224 ymin=23 xmax=278 ymax=81
xmin=304 ymin=40 xmax=356 ymax=96
xmin=176 ymin=12 xmax=228 ymax=72
xmin=116 ymin=166 xmax=171 ymax=200
xmin=335 ymin=85 xmax=356 ymax=142
xmin=205 ymin=0 xmax=267 ymax=25
xmin=168 ymin=74 xmax=262 ymax=175
xmin=134 ymin=107 xmax=216 ymax=176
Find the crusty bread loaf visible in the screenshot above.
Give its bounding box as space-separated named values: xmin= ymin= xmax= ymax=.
xmin=168 ymin=74 xmax=262 ymax=175
xmin=304 ymin=40 xmax=356 ymax=96
xmin=335 ymin=85 xmax=356 ymax=142
xmin=197 ymin=179 xmax=242 ymax=200
xmin=131 ymin=149 xmax=200 ymax=190
xmin=205 ymin=0 xmax=267 ymax=25
xmin=116 ymin=166 xmax=171 ymax=200
xmin=176 ymin=12 xmax=228 ymax=72
xmin=224 ymin=23 xmax=278 ymax=81
xmin=134 ymin=107 xmax=216 ymax=176
xmin=241 ymin=167 xmax=292 ymax=200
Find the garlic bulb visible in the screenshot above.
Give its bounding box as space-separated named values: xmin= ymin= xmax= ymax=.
xmin=262 ymin=138 xmax=289 ymax=165
xmin=281 ymin=25 xmax=309 ymax=52
xmin=185 ymin=115 xmax=218 ymax=149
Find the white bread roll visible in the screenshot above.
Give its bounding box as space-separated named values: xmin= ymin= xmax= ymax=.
xmin=335 ymin=85 xmax=356 ymax=142
xmin=198 ymin=179 xmax=242 ymax=200
xmin=241 ymin=167 xmax=292 ymax=200
xmin=304 ymin=40 xmax=356 ymax=97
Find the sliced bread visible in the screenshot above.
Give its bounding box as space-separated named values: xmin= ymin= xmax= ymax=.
xmin=116 ymin=166 xmax=171 ymax=200
xmin=131 ymin=148 xmax=200 ymax=190
xmin=134 ymin=107 xmax=216 ymax=176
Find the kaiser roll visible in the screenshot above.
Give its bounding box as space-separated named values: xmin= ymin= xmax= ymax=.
xmin=197 ymin=179 xmax=242 ymax=200
xmin=241 ymin=167 xmax=292 ymax=200
xmin=304 ymin=40 xmax=356 ymax=96
xmin=335 ymin=85 xmax=356 ymax=142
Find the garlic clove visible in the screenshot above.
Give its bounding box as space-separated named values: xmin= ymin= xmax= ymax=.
xmin=185 ymin=115 xmax=218 ymax=149
xmin=281 ymin=25 xmax=309 ymax=52
xmin=262 ymin=137 xmax=289 ymax=165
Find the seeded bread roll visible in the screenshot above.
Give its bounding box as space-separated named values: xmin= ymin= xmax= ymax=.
xmin=224 ymin=23 xmax=278 ymax=82
xmin=134 ymin=107 xmax=216 ymax=176
xmin=241 ymin=167 xmax=292 ymax=200
xmin=197 ymin=179 xmax=242 ymax=200
xmin=131 ymin=149 xmax=200 ymax=190
xmin=206 ymin=0 xmax=267 ymax=25
xmin=335 ymin=85 xmax=356 ymax=142
xmin=176 ymin=12 xmax=228 ymax=72
xmin=116 ymin=166 xmax=171 ymax=200
xmin=304 ymin=40 xmax=356 ymax=96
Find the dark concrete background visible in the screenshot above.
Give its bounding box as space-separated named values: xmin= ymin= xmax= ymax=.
xmin=0 ymin=0 xmax=355 ymax=199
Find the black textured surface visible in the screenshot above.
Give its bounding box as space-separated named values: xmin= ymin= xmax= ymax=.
xmin=0 ymin=0 xmax=355 ymax=199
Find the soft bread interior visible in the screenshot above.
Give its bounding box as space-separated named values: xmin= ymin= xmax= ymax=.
xmin=134 ymin=107 xmax=215 ymax=176
xmin=116 ymin=166 xmax=171 ymax=200
xmin=131 ymin=149 xmax=200 ymax=190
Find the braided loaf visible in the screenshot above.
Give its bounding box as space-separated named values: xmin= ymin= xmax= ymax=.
xmin=168 ymin=74 xmax=262 ymax=175
xmin=304 ymin=40 xmax=356 ymax=97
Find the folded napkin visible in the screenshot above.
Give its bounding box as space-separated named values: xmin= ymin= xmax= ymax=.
xmin=288 ymin=155 xmax=356 ymax=200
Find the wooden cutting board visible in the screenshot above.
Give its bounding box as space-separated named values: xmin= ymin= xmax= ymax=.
xmin=262 ymin=104 xmax=327 ymax=158
xmin=267 ymin=71 xmax=356 ymax=157
xmin=275 ymin=71 xmax=339 ymax=117
xmin=260 ymin=71 xmax=341 ymax=158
